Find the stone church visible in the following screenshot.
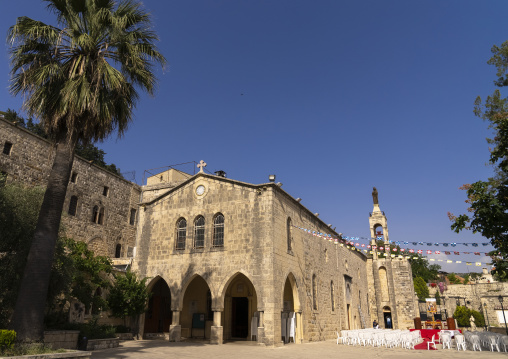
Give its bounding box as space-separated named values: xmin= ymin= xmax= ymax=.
xmin=0 ymin=116 xmax=416 ymax=346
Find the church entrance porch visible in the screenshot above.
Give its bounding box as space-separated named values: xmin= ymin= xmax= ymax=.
xmin=180 ymin=275 xmax=213 ymax=341
xmin=144 ymin=277 xmax=172 ymax=337
xmin=223 ymin=273 xmax=258 ymax=342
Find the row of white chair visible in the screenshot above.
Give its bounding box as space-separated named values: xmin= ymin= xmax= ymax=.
xmin=336 ymin=329 xmax=421 ymax=350
xmin=466 ymin=331 xmax=508 ymax=352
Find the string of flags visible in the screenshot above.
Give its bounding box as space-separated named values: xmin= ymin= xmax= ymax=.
xmin=292 ymin=225 xmax=492 ymax=267
xmin=298 ymin=229 xmax=491 ymax=247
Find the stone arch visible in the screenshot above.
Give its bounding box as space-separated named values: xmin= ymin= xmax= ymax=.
xmin=143 ymin=276 xmax=172 ymax=334
xmin=177 ymin=273 xmax=215 ymax=310
xmin=383 ymin=306 xmax=393 ymax=329
xmin=217 ymin=269 xmax=261 ymax=309
xmin=281 ymin=272 xmax=302 ymax=312
xmin=87 ymin=236 xmax=108 ymax=256
xmin=220 ymin=272 xmax=259 ymax=340
xmin=179 ymin=274 xmax=214 ymax=339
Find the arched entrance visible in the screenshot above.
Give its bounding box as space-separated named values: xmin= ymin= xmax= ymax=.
xmin=181 ymin=276 xmax=213 ymax=339
xmin=144 ymin=278 xmax=172 ymax=334
xmin=383 ymin=306 xmax=392 ymax=329
xmin=282 ymin=273 xmax=301 ymax=343
xmin=223 ymin=273 xmax=258 ymax=341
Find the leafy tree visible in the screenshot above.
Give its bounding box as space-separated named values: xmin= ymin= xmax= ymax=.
xmin=453 ymin=306 xmax=485 ymax=327
xmin=409 ymin=254 xmax=441 ymax=282
xmin=107 ymin=271 xmax=150 ymax=337
xmin=463 ymin=274 xmax=470 ymax=285
xmin=448 ymin=273 xmax=462 ymax=284
xmin=7 ymin=0 xmax=165 ymax=341
xmin=450 ymin=41 xmax=508 ymax=282
xmin=414 ymin=277 xmax=430 ymax=301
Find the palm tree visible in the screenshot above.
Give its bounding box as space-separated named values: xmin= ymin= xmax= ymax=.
xmin=8 ymin=0 xmax=165 ymax=341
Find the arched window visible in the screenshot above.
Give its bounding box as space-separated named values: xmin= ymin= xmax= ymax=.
xmin=194 ymin=216 xmax=205 ymax=248
xmin=68 ymin=195 xmax=78 ymax=216
xmin=98 ymin=207 xmax=105 ymax=225
xmin=312 ymin=274 xmax=318 ymax=310
xmin=115 ymin=244 xmax=122 ymax=258
xmin=91 ymin=206 xmax=99 ymax=223
xmin=176 ymin=218 xmax=187 ymax=250
xmin=213 ymin=213 xmax=224 ymax=247
xmin=287 ymin=217 xmax=292 ymax=251
xmin=331 ymin=281 xmax=335 ymax=311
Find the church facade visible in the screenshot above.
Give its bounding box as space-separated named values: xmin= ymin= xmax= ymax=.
xmin=0 ymin=115 xmax=417 ymax=346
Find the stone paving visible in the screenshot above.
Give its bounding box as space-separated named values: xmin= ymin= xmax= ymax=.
xmin=90 ymin=340 xmax=507 ymax=359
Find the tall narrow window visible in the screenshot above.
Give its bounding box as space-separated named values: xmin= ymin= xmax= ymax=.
xmin=68 ymin=196 xmax=78 ymax=216
xmin=213 ymin=213 xmax=224 ymax=247
xmin=194 ymin=216 xmax=205 ymax=248
xmin=287 ymin=217 xmax=292 ymax=251
xmin=312 ymin=274 xmax=318 ymax=310
xmin=98 ymin=207 xmax=105 ymax=225
xmin=70 ymin=172 xmax=78 ymax=183
xmin=2 ymin=142 xmax=12 ymax=155
xmin=92 ymin=206 xmax=99 ymax=223
xmin=129 ymin=208 xmax=137 ymax=225
xmin=331 ymin=281 xmax=335 ymax=311
xmin=176 ymin=218 xmax=187 ymax=250
xmin=103 ymin=186 xmax=109 ymax=196
xmin=115 ymin=244 xmax=122 ymax=258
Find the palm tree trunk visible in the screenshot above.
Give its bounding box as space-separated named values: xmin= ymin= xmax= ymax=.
xmin=10 ymin=130 xmax=77 ymax=342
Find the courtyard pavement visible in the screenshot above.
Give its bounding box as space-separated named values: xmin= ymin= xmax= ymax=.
xmin=91 ymin=339 xmax=507 ymax=359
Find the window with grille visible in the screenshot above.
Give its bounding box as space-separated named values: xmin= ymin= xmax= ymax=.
xmin=68 ymin=196 xmax=78 ymax=216
xmin=2 ymin=142 xmax=12 ymax=155
xmin=176 ymin=218 xmax=186 ymax=250
xmin=194 ymin=216 xmax=205 ymax=248
xmin=213 ymin=213 xmax=224 ymax=247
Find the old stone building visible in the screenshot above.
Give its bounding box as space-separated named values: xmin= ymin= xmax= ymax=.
xmin=1 ymin=115 xmax=418 ymax=345
xmin=0 ymin=116 xmax=140 ymax=262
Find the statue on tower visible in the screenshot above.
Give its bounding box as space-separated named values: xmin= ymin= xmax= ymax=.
xmin=372 ymin=187 xmax=379 ymax=205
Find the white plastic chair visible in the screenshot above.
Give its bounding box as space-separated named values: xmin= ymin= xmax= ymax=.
xmin=427 ymin=334 xmax=437 ymax=350
xmin=455 ymin=334 xmax=466 ymax=351
xmin=469 ymin=334 xmax=481 ymax=351
xmin=336 ymin=331 xmax=345 ymax=345
xmin=489 ymin=336 xmax=500 ymax=352
xmin=500 ymin=336 xmax=508 ymax=352
xmin=442 ymin=333 xmax=452 ymax=349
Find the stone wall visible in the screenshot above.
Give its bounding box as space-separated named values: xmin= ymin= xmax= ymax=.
xmin=133 ymin=172 xmax=371 ymax=346
xmin=43 ymin=330 xmax=79 ymax=350
xmin=427 ymin=282 xmax=508 ymax=328
xmin=0 ymin=117 xmax=140 ymax=258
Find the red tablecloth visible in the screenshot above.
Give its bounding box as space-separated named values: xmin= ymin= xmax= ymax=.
xmin=410 ymin=329 xmax=462 ymax=341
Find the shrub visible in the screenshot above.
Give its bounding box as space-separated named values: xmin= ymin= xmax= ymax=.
xmin=0 ymin=330 xmax=16 ymax=352
xmin=454 ymin=306 xmax=470 ymax=326
xmin=414 ymin=277 xmax=429 ymax=301
xmin=471 ymin=310 xmax=485 ymax=327
xmin=435 ymin=291 xmax=441 ymax=305
xmin=114 ymin=325 xmax=131 ymax=333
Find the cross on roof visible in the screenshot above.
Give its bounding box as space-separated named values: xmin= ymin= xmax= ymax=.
xmin=197 ymin=160 xmax=207 ymax=173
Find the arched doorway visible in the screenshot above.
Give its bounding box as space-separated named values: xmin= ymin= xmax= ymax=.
xmin=181 ymin=276 xmax=213 ymax=339
xmin=383 ymin=306 xmax=392 ymax=329
xmin=282 ymin=273 xmax=301 ymax=343
xmin=144 ymin=278 xmax=172 ymax=334
xmin=223 ymin=273 xmax=258 ymax=341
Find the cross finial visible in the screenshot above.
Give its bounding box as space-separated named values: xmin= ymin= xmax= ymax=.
xmin=197 ymin=160 xmax=207 ymax=173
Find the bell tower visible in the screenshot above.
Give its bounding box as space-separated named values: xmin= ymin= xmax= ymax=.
xmin=369 ymin=187 xmax=390 ymax=259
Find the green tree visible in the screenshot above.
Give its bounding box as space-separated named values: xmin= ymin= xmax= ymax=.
xmin=7 ymin=0 xmax=166 ymax=341
xmin=413 ymin=277 xmax=430 ymax=301
xmin=453 ymin=306 xmax=485 ymax=327
xmin=448 ymin=273 xmax=462 ymax=284
xmin=463 ymin=274 xmax=470 ymax=285
xmin=450 ymin=41 xmax=508 ymax=282
xmin=409 ymin=254 xmax=441 ymax=282
xmin=107 ymin=270 xmax=150 ymax=338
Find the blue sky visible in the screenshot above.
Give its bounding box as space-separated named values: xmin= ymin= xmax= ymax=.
xmin=1 ymin=0 xmax=506 ymax=273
